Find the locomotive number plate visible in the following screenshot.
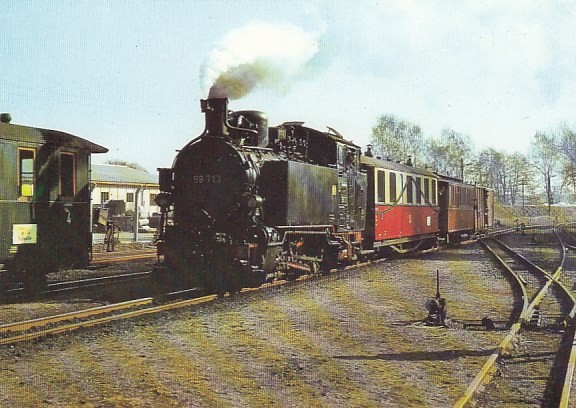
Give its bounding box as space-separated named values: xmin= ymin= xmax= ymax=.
xmin=193 ymin=175 xmax=221 ymax=184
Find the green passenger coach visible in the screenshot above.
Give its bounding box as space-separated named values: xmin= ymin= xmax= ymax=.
xmin=0 ymin=113 xmax=107 ymax=298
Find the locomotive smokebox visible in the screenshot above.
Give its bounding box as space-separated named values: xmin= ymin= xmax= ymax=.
xmin=201 ymin=86 xmax=229 ymax=137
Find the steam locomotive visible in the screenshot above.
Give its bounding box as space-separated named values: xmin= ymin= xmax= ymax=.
xmin=154 ymin=94 xmax=493 ymax=293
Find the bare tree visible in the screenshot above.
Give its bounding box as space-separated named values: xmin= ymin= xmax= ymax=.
xmin=555 ymin=123 xmax=576 ymax=201
xmin=559 ymin=123 xmax=576 ymax=162
xmin=507 ymin=153 xmax=533 ymax=206
xmin=530 ymin=131 xmax=560 ymax=214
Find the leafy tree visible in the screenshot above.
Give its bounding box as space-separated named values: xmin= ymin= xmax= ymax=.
xmin=370 ymin=115 xmax=424 ymax=164
xmin=423 ymin=128 xmax=473 ymax=177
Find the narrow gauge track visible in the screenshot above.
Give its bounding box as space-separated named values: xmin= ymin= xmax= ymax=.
xmin=455 ymin=231 xmax=576 ymax=407
xmin=3 ymin=271 xmax=153 ymax=303
xmin=555 ymin=225 xmax=576 ymax=407
xmin=0 ymin=291 xmax=201 ymax=346
xmin=2 ymin=249 xmax=157 ymax=303
xmin=46 ymin=271 xmax=152 ymax=296
xmin=0 ymin=253 xmax=397 ymax=347
xmin=91 ymin=248 xmax=157 ymax=264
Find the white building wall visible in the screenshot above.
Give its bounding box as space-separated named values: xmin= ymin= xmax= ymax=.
xmin=92 ymin=185 xmax=160 ymax=217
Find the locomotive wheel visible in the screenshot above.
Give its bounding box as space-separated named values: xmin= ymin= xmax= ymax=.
xmin=320 ymin=247 xmax=337 ymax=275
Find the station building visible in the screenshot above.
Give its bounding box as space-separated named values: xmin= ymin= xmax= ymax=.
xmin=90 ymin=164 xmax=160 ymax=217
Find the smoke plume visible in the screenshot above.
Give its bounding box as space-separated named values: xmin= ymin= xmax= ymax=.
xmin=201 ymin=23 xmax=319 ymax=99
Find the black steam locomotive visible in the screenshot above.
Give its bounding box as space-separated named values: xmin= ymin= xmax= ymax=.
xmin=154 ymin=93 xmax=494 ymax=294
xmin=155 ymin=94 xmax=367 ymax=293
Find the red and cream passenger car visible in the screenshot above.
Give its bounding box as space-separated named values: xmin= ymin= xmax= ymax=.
xmin=361 ymin=156 xmax=440 ymax=253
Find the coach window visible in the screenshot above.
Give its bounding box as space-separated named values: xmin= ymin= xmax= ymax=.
xmin=18 ymin=148 xmax=35 ymax=197
xmin=431 ymin=179 xmax=437 ymax=205
xmin=406 ymin=176 xmax=413 ymax=204
xmin=60 ymin=152 xmax=76 ymax=197
xmin=377 ymin=170 xmax=386 ymax=203
xmin=424 ymin=178 xmax=430 ymax=203
xmin=416 ymin=177 xmax=422 ymax=204
xmin=399 ymin=174 xmax=404 ymax=204
xmin=389 ymin=172 xmax=397 ymax=203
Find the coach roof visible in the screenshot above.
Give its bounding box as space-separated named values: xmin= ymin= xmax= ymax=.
xmin=361 ymin=155 xmax=437 ymax=177
xmin=0 ymin=121 xmax=108 ymax=153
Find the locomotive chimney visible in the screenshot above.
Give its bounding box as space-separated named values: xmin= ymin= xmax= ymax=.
xmin=201 ymin=86 xmax=229 ymax=137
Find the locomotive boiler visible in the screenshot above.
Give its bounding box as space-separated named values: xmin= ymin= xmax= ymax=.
xmin=154 ymin=92 xmax=367 ymax=293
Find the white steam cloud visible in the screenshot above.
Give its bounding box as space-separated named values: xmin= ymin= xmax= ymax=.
xmin=201 ymin=23 xmax=319 ymax=99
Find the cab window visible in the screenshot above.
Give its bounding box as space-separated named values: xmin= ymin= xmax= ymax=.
xmin=18 ymin=148 xmax=35 ymax=197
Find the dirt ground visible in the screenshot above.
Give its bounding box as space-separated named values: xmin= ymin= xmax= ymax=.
xmin=0 ymin=243 xmax=515 ymax=407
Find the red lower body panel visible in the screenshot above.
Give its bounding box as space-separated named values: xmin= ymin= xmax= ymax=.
xmin=374 ymin=205 xmax=439 ymax=242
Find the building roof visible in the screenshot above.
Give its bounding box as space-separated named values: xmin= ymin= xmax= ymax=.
xmin=0 ymin=120 xmax=108 ymax=153
xmin=92 ymin=164 xmax=158 ymax=186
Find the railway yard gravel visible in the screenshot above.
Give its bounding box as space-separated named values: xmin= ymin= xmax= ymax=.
xmin=1 ymin=242 xmax=518 ymax=407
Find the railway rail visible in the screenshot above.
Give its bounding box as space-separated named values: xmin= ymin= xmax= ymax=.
xmin=1 ymin=248 xmax=157 ymax=303
xmin=455 ymin=227 xmax=576 ymax=407
xmin=90 ymin=248 xmax=157 ymax=264
xmin=0 ymin=251 xmax=394 ymax=347
xmin=0 ymin=291 xmax=202 ymax=346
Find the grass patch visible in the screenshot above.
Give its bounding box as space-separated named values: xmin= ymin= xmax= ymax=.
xmin=247 ymin=297 xmax=382 ymax=407
xmin=168 ymin=316 xmax=280 ymax=407
xmin=131 ymin=325 xmax=228 ymax=407
xmin=210 ymin=308 xmax=326 ymax=407
xmin=89 ymin=335 xmax=179 ymax=406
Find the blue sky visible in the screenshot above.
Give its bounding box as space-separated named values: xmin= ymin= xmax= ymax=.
xmin=2 ymin=1 xmax=575 ymax=172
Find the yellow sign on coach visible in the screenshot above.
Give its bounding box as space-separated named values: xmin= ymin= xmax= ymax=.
xmin=12 ymin=224 xmax=37 ymax=245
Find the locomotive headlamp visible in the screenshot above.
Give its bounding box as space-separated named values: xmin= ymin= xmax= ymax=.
xmin=248 ymin=195 xmax=263 ymax=209
xmin=154 ymin=192 xmax=173 ymax=209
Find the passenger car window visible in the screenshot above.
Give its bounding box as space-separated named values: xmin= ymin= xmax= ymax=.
xmin=389 ymin=172 xmax=397 ymax=203
xmin=60 ymin=152 xmax=75 ymax=197
xmin=18 ymin=148 xmax=35 ymax=197
xmin=377 ymin=170 xmax=386 ymax=203
xmin=406 ymin=176 xmax=413 ymax=204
